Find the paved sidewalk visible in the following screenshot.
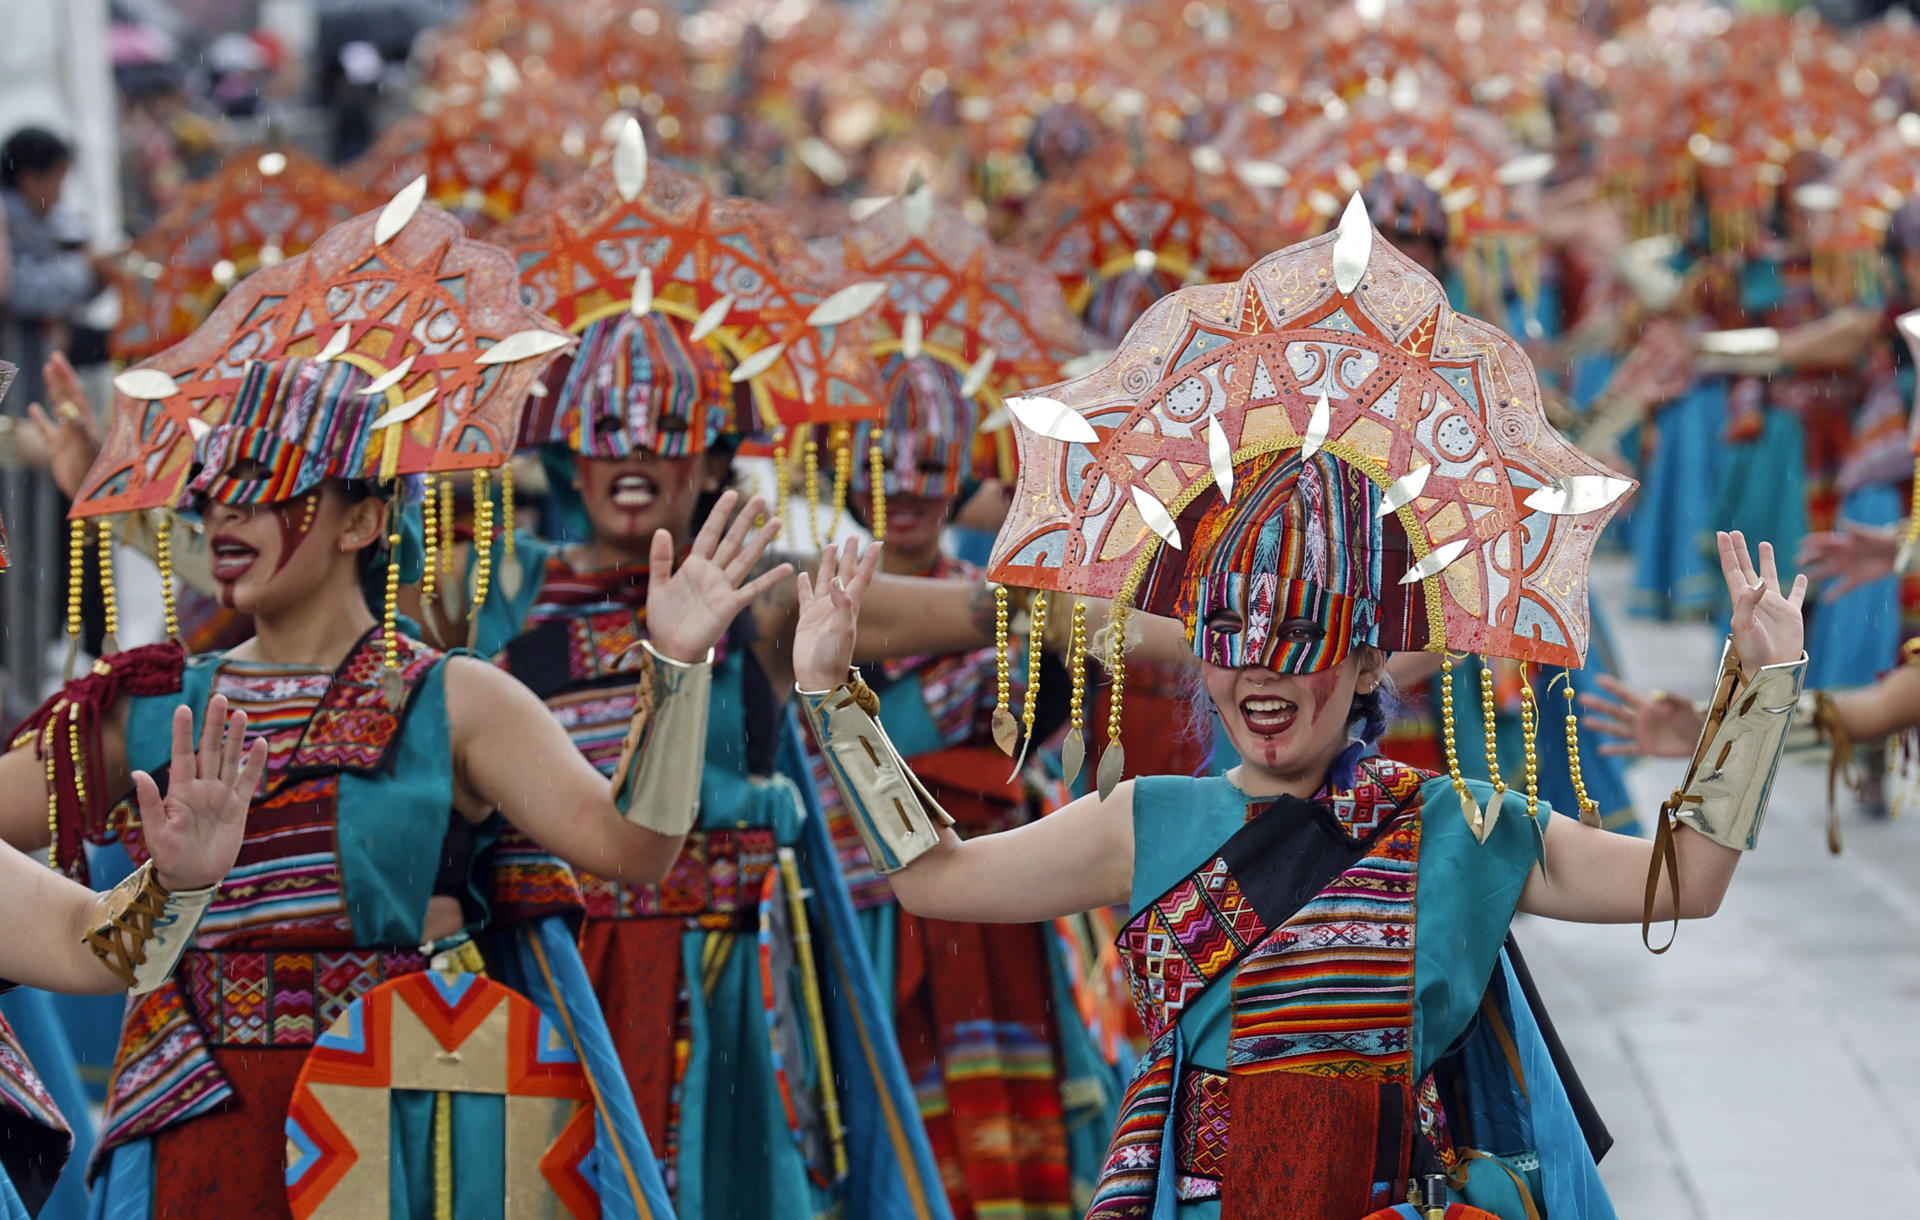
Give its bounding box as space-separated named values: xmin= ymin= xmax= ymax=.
xmin=1521 ymin=558 xmax=1920 ymax=1218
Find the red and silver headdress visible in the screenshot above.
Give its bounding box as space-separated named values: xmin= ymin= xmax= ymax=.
xmin=811 ymin=185 xmax=1095 ymax=528
xmin=488 ymin=119 xmax=891 ymax=459
xmin=988 ymin=196 xmax=1633 ymax=829
xmin=74 ymin=184 xmax=571 ymax=682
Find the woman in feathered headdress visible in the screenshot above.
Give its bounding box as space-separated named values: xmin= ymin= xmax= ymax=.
xmin=792 ymin=199 xmax=1807 ymax=1220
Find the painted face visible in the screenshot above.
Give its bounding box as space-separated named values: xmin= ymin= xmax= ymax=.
xmin=1202 ymin=653 xmax=1373 ymax=781
xmin=201 ymin=486 xmax=359 ymax=614
xmin=851 ymin=489 xmax=953 ymax=561
xmin=574 ymin=450 xmax=716 ymax=554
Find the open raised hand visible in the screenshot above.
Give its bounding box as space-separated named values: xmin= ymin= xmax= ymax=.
xmin=1720 ymin=529 xmax=1807 ymax=672
xmin=792 ymin=536 xmax=883 ymax=690
xmin=1796 ymin=521 xmax=1899 ymax=598
xmin=645 ymin=490 xmax=794 ymax=663
xmin=25 ymin=352 xmax=103 ymax=499
xmin=1583 ymin=675 xmax=1705 ymax=759
xmin=139 ymin=696 xmax=268 ymax=892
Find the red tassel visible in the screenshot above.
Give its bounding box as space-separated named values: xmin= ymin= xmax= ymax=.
xmin=9 ymin=640 xmax=187 ymax=881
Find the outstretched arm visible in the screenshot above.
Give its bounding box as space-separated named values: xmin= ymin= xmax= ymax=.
xmin=791 ymin=539 xmax=1134 ymax=923
xmin=452 ymin=491 xmax=792 ymax=885
xmin=0 ymin=698 xmax=265 ymax=994
xmin=1524 ymin=531 xmax=1806 ymax=925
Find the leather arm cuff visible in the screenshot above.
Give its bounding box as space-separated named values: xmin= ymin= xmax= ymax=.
xmin=798 ymin=671 xmax=954 ymax=874
xmin=83 ymin=861 xmax=216 ymax=994
xmin=609 ymin=641 xmax=713 ymax=837
xmin=1670 ymin=641 xmax=1808 ymax=852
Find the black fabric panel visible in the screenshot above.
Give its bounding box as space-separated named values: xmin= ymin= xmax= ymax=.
xmin=1217 ymin=794 xmax=1377 ymax=931
xmin=0 ymin=1110 xmax=69 ymax=1217
xmin=500 ymin=619 xmax=576 ymax=701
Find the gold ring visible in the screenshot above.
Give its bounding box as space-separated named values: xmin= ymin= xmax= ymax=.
xmin=54 ymin=401 xmax=81 ymax=421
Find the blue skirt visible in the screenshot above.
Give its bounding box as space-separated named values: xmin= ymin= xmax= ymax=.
xmin=1629 ymin=380 xmax=1728 ymax=620
xmin=1807 ymin=483 xmax=1904 ymax=689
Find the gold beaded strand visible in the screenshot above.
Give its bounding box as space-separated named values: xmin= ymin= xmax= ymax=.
xmin=990 ymin=584 xmax=1016 ymax=756
xmin=97 ymin=520 xmax=118 ymax=651
xmin=830 ymin=430 xmax=852 ymax=530
xmin=1439 ymin=651 xmax=1486 ymax=836
xmin=868 ymin=441 xmax=888 ymax=541
xmin=42 ymin=716 xmax=59 ymax=867
xmin=64 ymin=519 xmax=85 ymax=679
xmin=154 ymin=513 xmax=179 ymax=640
xmin=437 ymin=474 xmax=455 ymax=579
xmin=468 ymin=470 xmax=495 ymax=622
xmin=1475 ymin=659 xmax=1506 ymax=800
xmin=1097 ymin=602 xmax=1130 ymax=798
xmin=499 ymin=459 xmax=516 ymax=560
xmin=65 ymin=703 xmax=87 ymax=840
xmin=382 ymin=525 xmax=403 ymax=673
xmin=1518 ymin=667 xmax=1540 ymax=826
xmin=420 ymin=491 xmax=440 ymax=602
xmin=1063 ymin=599 xmax=1089 ymax=783
xmin=803 ymin=436 xmax=822 ymax=551
xmin=1559 ymin=671 xmax=1602 ymax=826
xmin=1020 ymin=592 xmax=1048 ymax=744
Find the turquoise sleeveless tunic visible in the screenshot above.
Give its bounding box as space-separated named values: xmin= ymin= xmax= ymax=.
xmin=475 ymin=530 xmax=950 ymax=1220
xmin=51 ymin=631 xmax=668 ymax=1219
xmin=1111 ymin=766 xmax=1610 ymax=1219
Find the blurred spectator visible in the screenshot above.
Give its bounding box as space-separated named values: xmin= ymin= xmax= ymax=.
xmin=1 ymin=127 xmax=110 ymax=405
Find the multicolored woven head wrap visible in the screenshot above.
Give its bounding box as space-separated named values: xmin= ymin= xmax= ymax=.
xmin=71 ymin=183 xmax=571 ymax=684
xmin=1150 ymin=448 xmax=1424 ymax=674
xmin=489 ymin=119 xmax=891 ymax=526
xmin=813 ymin=184 xmax=1094 ymax=534
xmin=856 ymin=356 xmax=982 ymax=502
xmin=987 ymin=195 xmax=1634 ymax=836
xmin=541 ymin=311 xmax=737 ymax=459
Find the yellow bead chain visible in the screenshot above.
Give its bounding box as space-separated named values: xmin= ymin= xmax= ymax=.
xmin=1021 ymin=592 xmax=1048 ymax=739
xmin=1067 ymin=600 xmax=1088 ymax=734
xmin=382 ymin=526 xmax=403 ymax=672
xmin=65 ymin=518 xmax=85 ymax=641
xmin=993 ymin=584 xmax=1011 ymax=712
xmin=420 ymin=491 xmax=440 ymax=602
xmin=42 ymin=715 xmax=59 ymax=868
xmin=97 ymin=520 xmax=118 ymax=646
xmin=469 ymin=470 xmax=494 ymax=613
xmin=65 ymin=703 xmax=87 ymax=840
xmin=1519 ymin=668 xmax=1540 ymax=825
xmin=830 ymin=432 xmax=852 ymax=530
xmin=499 ymin=459 xmax=516 ymax=559
xmin=868 ymin=441 xmax=888 ymax=541
xmin=1440 ymin=653 xmax=1472 ymax=803
xmin=155 ymin=513 xmax=179 ymax=639
xmin=1106 ymin=601 xmax=1130 ymax=749
xmin=1906 ymin=455 xmax=1920 ymax=549
xmin=772 ymin=429 xmax=793 ymax=517
xmin=1561 ymin=672 xmax=1602 ymax=826
xmin=1476 ymin=659 xmax=1505 ymax=796
xmin=803 ymin=436 xmax=822 ymax=551
xmin=437 ymin=474 xmax=455 ymax=578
